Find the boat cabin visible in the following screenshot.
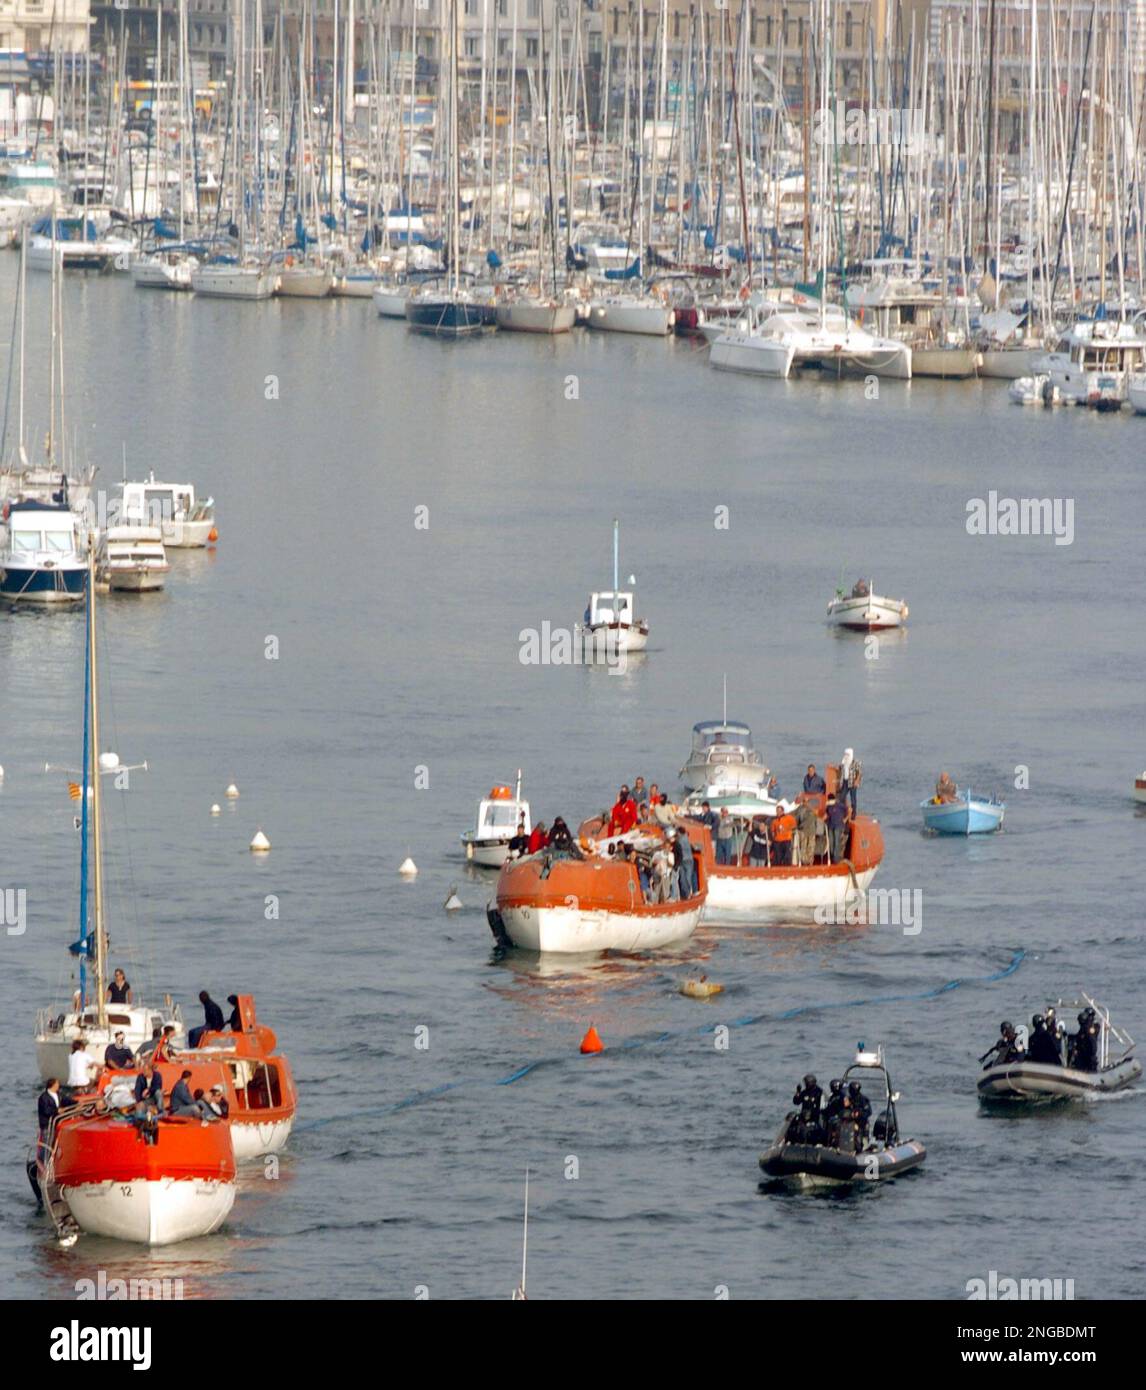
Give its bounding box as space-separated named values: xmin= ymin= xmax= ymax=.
xmin=689 ymin=720 xmax=757 ymax=762
xmin=121 ymin=477 xmax=199 ymax=526
xmin=474 ymin=785 xmax=531 ymax=842
xmin=586 ymin=589 xmax=637 ymax=629
xmin=2 ymin=500 xmax=83 ymax=557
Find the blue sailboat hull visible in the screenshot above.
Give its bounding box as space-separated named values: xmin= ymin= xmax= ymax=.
xmin=920 ymin=794 xmax=1005 ymax=835
xmin=404 ymin=297 xmax=487 ymax=337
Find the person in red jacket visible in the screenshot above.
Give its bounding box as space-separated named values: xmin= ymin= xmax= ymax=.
xmin=527 ymin=822 xmax=548 ymax=854
xmin=607 ymin=785 xmax=638 ymax=836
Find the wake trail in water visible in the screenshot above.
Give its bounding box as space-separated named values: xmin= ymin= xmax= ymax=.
xmin=295 ymin=950 xmax=1026 ymax=1133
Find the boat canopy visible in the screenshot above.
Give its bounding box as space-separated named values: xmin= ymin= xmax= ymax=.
xmin=587 ymin=590 xmax=635 ymax=626
xmin=691 ymin=720 xmax=753 ymax=748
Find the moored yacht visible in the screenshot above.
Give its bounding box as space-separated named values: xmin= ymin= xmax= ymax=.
xmin=120 ymin=473 xmax=215 ymax=549
xmin=462 ymin=774 xmax=531 ymax=867
xmin=1038 ymin=317 xmax=1146 ymax=408
xmin=191 ymin=259 xmax=278 ymax=300
xmin=0 ymin=500 xmax=87 ymax=603
xmin=97 ymin=525 xmax=169 ymax=593
xmin=576 ymin=520 xmax=648 ymax=657
xmin=679 ymin=718 xmax=769 ymax=793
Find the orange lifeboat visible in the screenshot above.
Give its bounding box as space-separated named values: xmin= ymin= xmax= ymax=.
xmin=489 ymin=823 xmax=707 ymax=953
xmin=43 ymin=1108 xmax=235 ymax=1245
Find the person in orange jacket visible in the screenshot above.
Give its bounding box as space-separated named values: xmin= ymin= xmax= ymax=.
xmin=770 ymin=808 xmax=797 ymax=865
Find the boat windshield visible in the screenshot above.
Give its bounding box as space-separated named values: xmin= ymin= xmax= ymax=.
xmin=10 ymin=528 xmax=44 ymax=552
xmin=483 ymin=803 xmax=520 ymax=829
xmin=694 ymin=724 xmax=753 ymax=749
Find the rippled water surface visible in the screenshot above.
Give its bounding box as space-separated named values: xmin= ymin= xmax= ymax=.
xmin=1 ymin=263 xmax=1143 ymax=1299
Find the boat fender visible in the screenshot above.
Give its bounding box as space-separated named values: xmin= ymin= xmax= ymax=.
xmin=285 ymin=255 xmax=294 ymax=267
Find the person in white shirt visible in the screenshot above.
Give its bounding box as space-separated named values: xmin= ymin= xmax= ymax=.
xmin=64 ymin=1041 xmax=97 ymax=1101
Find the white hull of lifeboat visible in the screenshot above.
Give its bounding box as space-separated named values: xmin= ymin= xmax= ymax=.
xmin=230 ymin=1116 xmax=294 ymax=1160
xmin=702 ymin=865 xmax=878 ymax=916
xmin=827 ymin=595 xmax=908 ymax=630
xmin=62 ymin=1178 xmax=235 ymax=1245
xmin=497 ymin=901 xmax=700 ymax=954
xmin=978 ymin=1057 xmax=1142 ymax=1100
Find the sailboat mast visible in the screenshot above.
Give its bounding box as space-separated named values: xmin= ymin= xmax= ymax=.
xmin=88 ymin=548 xmax=108 ymax=1030
xmin=520 ymin=1167 xmax=529 ymax=1296
xmin=613 ymin=518 xmax=619 ymax=594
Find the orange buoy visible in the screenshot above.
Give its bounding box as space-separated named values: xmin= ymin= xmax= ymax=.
xmin=580 ymin=1025 xmax=603 ymax=1055
xmin=208 ymin=527 xmax=218 ymax=543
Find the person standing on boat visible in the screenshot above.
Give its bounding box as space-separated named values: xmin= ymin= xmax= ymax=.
xmin=803 ymin=765 xmax=826 ymax=795
xmin=822 ymin=1080 xmax=844 ymax=1146
xmin=674 ymin=826 xmax=697 ymax=897
xmin=795 ymin=801 xmax=819 ymax=866
xmin=632 ymin=777 xmax=648 ymax=815
xmin=839 ymin=750 xmax=860 ymax=814
xmin=746 ymin=818 xmax=770 ymax=866
xmin=770 ymin=808 xmax=796 ymax=866
xmin=826 ymin=795 xmax=849 ymax=863
xmin=227 ymin=995 xmax=242 ymax=1031
xmin=848 ymin=1082 xmax=872 ymax=1144
xmin=37 ymin=1078 xmax=61 ymax=1147
xmin=188 ymin=991 xmax=225 ymax=1048
xmin=1027 ymin=1014 xmax=1061 ymax=1065
xmin=107 ymin=968 xmax=132 ymax=1004
xmin=508 ymin=818 xmax=530 ymax=858
xmin=715 ymin=808 xmax=736 ymax=865
xmin=644 ymin=784 xmax=661 ymax=819
xmin=1071 ymin=1010 xmax=1100 ymax=1071
xmin=697 ymin=800 xmax=719 ymax=837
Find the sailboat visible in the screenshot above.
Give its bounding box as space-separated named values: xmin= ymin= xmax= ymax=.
xmin=405 ymin=0 xmax=486 ymax=338
xmin=33 ymin=547 xmax=185 ymax=1079
xmin=577 ymin=520 xmax=648 ymax=657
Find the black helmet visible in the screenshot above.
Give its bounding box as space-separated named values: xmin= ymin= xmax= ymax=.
xmin=1045 ymin=1007 xmax=1056 ymax=1022
xmin=1000 ymin=1020 xmax=1014 ymax=1036
xmin=803 ymin=1073 xmax=817 ymax=1088
xmin=1032 ymin=1013 xmax=1044 ymax=1028
xmin=829 ymin=1079 xmax=842 ymax=1094
xmin=848 ymin=1081 xmax=862 ymax=1097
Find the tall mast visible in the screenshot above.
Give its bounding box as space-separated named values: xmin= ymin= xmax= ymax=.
xmin=88 ymin=548 xmax=108 ymax=1030
xmin=612 ymin=518 xmax=619 ymax=594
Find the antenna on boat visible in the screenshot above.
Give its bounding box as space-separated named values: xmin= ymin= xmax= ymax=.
xmin=512 ymin=1166 xmax=529 ymax=1300
xmin=722 ymin=673 xmax=727 ymax=727
xmin=612 ymin=518 xmax=619 ymax=596
xmin=514 ymin=768 xmax=522 ymax=805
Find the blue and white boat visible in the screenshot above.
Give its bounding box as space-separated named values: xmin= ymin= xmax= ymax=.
xmin=920 ymin=790 xmax=1005 ymax=835
xmin=0 ymin=499 xmax=86 ymax=603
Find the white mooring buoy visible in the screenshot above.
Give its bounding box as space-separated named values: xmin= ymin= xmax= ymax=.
xmin=250 ymin=829 xmax=271 ymax=852
xmin=210 ymin=803 xmax=221 ymax=816
xmin=444 ymin=887 xmax=463 ymax=911
xmin=398 ymin=857 xmax=418 ymax=877
xmin=226 ymin=783 xmax=240 ymax=799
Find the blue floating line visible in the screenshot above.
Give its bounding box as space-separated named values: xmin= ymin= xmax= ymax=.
xmin=293 ymin=951 xmax=1025 ymax=1133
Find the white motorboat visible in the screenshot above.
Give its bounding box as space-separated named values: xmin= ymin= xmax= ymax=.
xmin=1128 ymin=374 xmax=1146 ymax=414
xmin=575 ymin=520 xmax=648 ymax=657
xmin=131 ymin=251 xmax=196 ymax=291
xmin=0 ymin=499 xmax=87 ymax=604
xmin=679 ymin=718 xmax=769 ymax=794
xmin=1038 ymin=317 xmax=1146 ymax=408
xmin=978 ymin=996 xmax=1141 ymax=1100
xmin=461 ymin=774 xmax=531 ymax=868
xmin=709 ymin=305 xmax=797 ymax=377
xmin=826 ymin=578 xmax=909 ymax=631
xmin=845 ymin=265 xmax=979 ymax=377
xmin=98 ymin=525 xmax=169 ymax=592
xmin=191 ymin=261 xmax=278 ymax=299
xmin=373 ymin=282 xmax=412 ymax=318
xmin=120 ymin=473 xmax=215 ymax=548
xmin=1133 ymin=772 xmax=1146 ymax=804
xmin=586 ymin=294 xmax=673 ymax=336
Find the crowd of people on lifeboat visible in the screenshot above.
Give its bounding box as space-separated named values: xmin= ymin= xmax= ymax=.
xmin=784 ymin=1073 xmax=893 ymax=1153
xmin=37 ymin=983 xmax=245 ymax=1153
xmin=980 ymin=1007 xmax=1102 ymax=1072
xmin=501 ymin=752 xmax=865 ymax=882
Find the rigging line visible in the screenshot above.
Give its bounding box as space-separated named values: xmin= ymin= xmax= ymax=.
xmin=294 ymin=950 xmax=1025 ymax=1134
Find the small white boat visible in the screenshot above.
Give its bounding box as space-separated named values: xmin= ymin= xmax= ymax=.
xmin=191 ymin=262 xmax=278 ymax=299
xmin=710 ymin=305 xmax=797 ymax=377
xmin=1128 ymin=374 xmax=1146 ymax=414
xmin=575 ymin=520 xmax=648 ymax=657
xmin=1039 ymin=317 xmax=1146 ymax=408
xmin=98 ymin=525 xmax=169 ymax=592
xmin=120 ymin=473 xmax=215 ymax=548
xmin=826 ymin=579 xmax=908 ymax=631
xmin=1133 ymin=773 xmax=1146 ymax=804
xmin=679 ymin=717 xmax=769 ymax=794
xmin=461 ymin=773 xmax=531 ymax=868
xmin=373 ymin=282 xmax=412 ymax=318
xmin=1008 ymin=374 xmax=1058 ymax=405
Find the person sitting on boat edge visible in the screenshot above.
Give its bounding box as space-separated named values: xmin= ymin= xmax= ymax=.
xmin=169 ymin=1069 xmax=198 ymax=1116
xmin=188 ymin=990 xmax=226 ymax=1048
xmin=108 ymin=967 xmax=133 ymax=1004
xmin=508 ymin=817 xmax=530 ymax=859
xmin=103 ymin=1030 xmax=134 ymax=1069
xmin=607 ymin=786 xmax=638 ymax=836
xmin=527 ymin=822 xmax=548 ymax=855
xmin=133 ymin=1062 xmax=163 ymax=1125
xmin=803 ymin=764 xmax=826 ymax=795
xmin=934 ymin=771 xmax=958 ymax=803
xmin=207 ymin=1084 xmax=229 ymax=1118
xmin=153 ymin=1024 xmax=179 ymax=1062
xmin=64 ymin=1040 xmax=98 ymax=1103
xmin=980 ymin=1021 xmax=1026 ymax=1069
xmin=191 ymin=1087 xmax=221 ymax=1121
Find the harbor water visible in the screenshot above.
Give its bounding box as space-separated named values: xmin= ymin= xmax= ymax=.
xmin=1 ymin=263 xmax=1143 ymax=1298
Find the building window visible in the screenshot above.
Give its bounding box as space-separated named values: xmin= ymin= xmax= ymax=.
xmin=526 ymin=36 xmax=538 ymax=58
